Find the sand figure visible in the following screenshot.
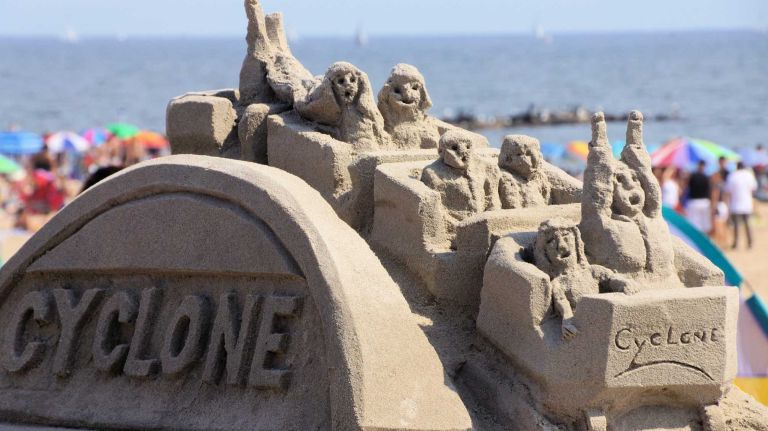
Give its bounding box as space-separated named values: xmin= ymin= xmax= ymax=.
xmin=498 ymin=135 xmax=582 ymax=208
xmin=296 ymin=62 xmax=392 ymax=151
xmin=498 ymin=135 xmax=552 ymax=208
xmin=377 ymin=64 xmax=441 ymax=150
xmin=377 ymin=63 xmax=491 ymax=150
xmin=239 ymin=0 xmax=316 ymax=106
xmin=533 ymin=219 xmax=637 ymax=340
xmin=580 ymin=112 xmax=678 ymax=286
xmin=421 ymin=130 xmax=501 ymax=242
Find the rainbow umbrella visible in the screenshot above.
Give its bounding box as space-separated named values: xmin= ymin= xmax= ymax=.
xmin=80 ymin=127 xmax=112 ymax=146
xmin=133 ymin=130 xmax=169 ymax=150
xmin=106 ymin=122 xmax=140 ymax=139
xmin=0 ymin=131 xmax=44 ymax=155
xmin=651 ymin=137 xmax=739 ymax=172
xmin=46 ymin=131 xmax=91 ymax=153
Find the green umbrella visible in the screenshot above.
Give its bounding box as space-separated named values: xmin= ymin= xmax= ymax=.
xmin=105 ymin=122 xmax=140 ymax=139
xmin=0 ymin=155 xmax=21 ymax=174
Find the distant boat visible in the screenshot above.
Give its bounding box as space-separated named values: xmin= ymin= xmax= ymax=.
xmin=63 ymin=28 xmax=79 ymax=44
xmin=533 ymin=23 xmax=553 ymax=44
xmin=355 ymin=27 xmax=368 ymax=47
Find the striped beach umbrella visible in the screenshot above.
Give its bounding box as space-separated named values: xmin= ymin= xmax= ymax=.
xmin=80 ymin=127 xmax=112 ymax=146
xmin=651 ymin=137 xmax=739 ymax=172
xmin=46 ymin=131 xmax=91 ymax=153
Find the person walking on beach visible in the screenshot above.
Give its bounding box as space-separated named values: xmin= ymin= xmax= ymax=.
xmin=686 ymin=161 xmax=711 ymax=233
xmin=725 ymin=162 xmax=758 ymax=249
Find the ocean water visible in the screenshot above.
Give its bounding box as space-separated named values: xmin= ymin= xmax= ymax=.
xmin=0 ymin=32 xmax=766 ymax=148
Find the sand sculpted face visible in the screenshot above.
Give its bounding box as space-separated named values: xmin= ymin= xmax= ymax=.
xmin=500 ymin=135 xmax=542 ymax=178
xmin=439 ymin=131 xmax=473 ymax=170
xmin=378 ymin=64 xmax=431 ymax=122
xmin=331 ymin=70 xmax=360 ymax=106
xmin=543 ymin=225 xmax=579 ymax=270
xmin=611 ymin=164 xmax=645 ymax=218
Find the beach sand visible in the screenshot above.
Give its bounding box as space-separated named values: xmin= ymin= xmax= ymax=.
xmin=725 ymin=202 xmax=768 ymax=299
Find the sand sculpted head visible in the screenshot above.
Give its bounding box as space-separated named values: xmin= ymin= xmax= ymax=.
xmin=499 ymin=134 xmax=543 ymax=178
xmin=378 ymin=63 xmax=433 ymax=124
xmin=534 ymin=218 xmax=587 ymax=276
xmin=438 ymin=130 xmax=475 ymax=170
xmin=611 ymin=163 xmax=645 ymax=217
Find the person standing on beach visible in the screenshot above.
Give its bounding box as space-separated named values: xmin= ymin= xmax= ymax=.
xmin=710 ymin=156 xmax=731 ymax=247
xmin=725 ymin=161 xmax=758 ymax=249
xmin=686 ymin=161 xmax=711 ymax=233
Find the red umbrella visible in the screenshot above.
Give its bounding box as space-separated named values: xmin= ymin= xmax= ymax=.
xmin=133 ymin=131 xmax=169 ymax=150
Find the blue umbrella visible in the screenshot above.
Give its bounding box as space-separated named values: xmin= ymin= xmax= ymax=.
xmin=540 ymin=142 xmax=566 ymax=161
xmin=0 ymin=131 xmax=44 ymax=155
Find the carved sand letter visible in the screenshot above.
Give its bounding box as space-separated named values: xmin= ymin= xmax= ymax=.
xmin=92 ymin=291 xmax=138 ymax=373
xmin=52 ymin=289 xmax=103 ymax=376
xmin=124 ymin=288 xmax=161 ymax=377
xmin=161 ymin=295 xmax=210 ymax=376
xmin=203 ymin=293 xmax=262 ymax=385
xmin=248 ymin=295 xmax=301 ymax=389
xmin=2 ymin=291 xmax=53 ymax=373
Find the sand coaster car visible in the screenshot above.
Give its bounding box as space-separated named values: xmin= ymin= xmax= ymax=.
xmin=477 ymin=230 xmax=739 ymax=425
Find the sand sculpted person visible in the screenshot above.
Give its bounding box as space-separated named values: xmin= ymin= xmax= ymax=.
xmin=377 ymin=64 xmax=440 ymax=150
xmin=498 ymin=134 xmax=582 ymax=209
xmin=296 ymin=62 xmax=392 ymax=151
xmin=498 ymin=135 xmax=552 ymax=208
xmin=533 ymin=219 xmax=637 ymax=340
xmin=377 ymin=63 xmax=491 ymax=150
xmin=580 ymin=112 xmax=678 ymax=287
xmin=421 ymin=130 xmax=501 ymax=243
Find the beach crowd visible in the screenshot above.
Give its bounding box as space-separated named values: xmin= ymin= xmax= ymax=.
xmin=0 ymin=132 xmax=168 ymax=236
xmin=656 ymin=145 xmax=768 ymax=250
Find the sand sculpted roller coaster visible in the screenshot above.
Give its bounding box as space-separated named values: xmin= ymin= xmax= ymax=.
xmin=0 ymin=1 xmax=767 ymax=430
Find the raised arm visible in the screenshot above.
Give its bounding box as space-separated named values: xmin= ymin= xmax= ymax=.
xmin=582 ymin=112 xmax=615 ymax=221
xmin=620 ymin=111 xmax=661 ymax=218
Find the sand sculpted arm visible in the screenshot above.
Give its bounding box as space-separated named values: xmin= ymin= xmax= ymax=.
xmin=552 ymin=282 xmax=578 ymax=339
xmin=621 ymin=111 xmax=661 ymax=218
xmin=583 ymin=113 xmax=614 ymax=220
xmin=590 ymin=264 xmax=639 ymax=294
xmin=484 ymin=166 xmax=502 ymax=211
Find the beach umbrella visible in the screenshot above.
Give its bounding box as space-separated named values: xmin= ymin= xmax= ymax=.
xmin=133 ymin=130 xmax=169 ymax=150
xmin=0 ymin=131 xmax=44 ymax=155
xmin=539 ymin=142 xmax=566 ymax=161
xmin=80 ymin=127 xmax=112 ymax=146
xmin=0 ymin=155 xmax=21 ymax=174
xmin=566 ymin=140 xmax=589 ymax=161
xmin=106 ymin=122 xmax=140 ymax=139
xmin=651 ymin=137 xmax=739 ymax=172
xmin=46 ymin=131 xmax=91 ymax=153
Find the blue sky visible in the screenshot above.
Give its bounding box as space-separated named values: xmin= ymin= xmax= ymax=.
xmin=1 ymin=0 xmax=766 ymax=37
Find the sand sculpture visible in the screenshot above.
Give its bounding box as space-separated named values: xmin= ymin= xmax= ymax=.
xmin=499 ymin=134 xmax=582 ymax=208
xmin=421 ymin=130 xmax=501 ymax=240
xmin=580 ymin=111 xmax=680 ymax=288
xmin=2 ymin=1 xmax=764 ymax=430
xmin=532 ymin=218 xmax=637 ymax=339
xmin=295 ymin=61 xmax=392 ymax=151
